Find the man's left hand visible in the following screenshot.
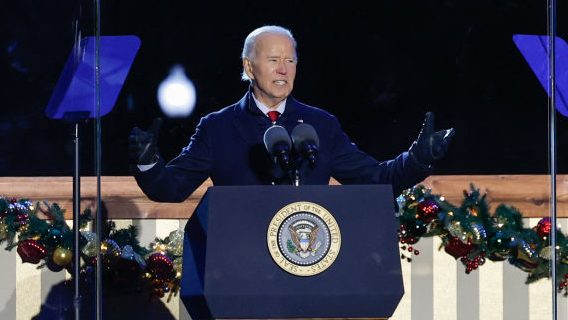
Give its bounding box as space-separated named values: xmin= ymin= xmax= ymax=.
xmin=409 ymin=112 xmax=455 ymax=167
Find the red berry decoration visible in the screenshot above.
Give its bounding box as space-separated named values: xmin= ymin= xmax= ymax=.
xmin=444 ymin=236 xmax=474 ymax=259
xmin=460 ymin=252 xmax=486 ymax=274
xmin=398 ymin=225 xmax=418 ymax=245
xmin=536 ymin=217 xmax=552 ymax=238
xmin=17 ymin=239 xmax=47 ymax=264
xmin=147 ymin=253 xmax=174 ymax=280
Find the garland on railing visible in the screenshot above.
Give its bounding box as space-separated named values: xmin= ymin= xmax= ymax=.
xmin=4 ymin=184 xmax=568 ymax=302
xmin=396 ymin=185 xmax=568 ymax=295
xmin=0 ymin=197 xmax=183 ymax=302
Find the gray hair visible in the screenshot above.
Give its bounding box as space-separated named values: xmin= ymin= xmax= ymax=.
xmin=241 ymin=25 xmax=297 ymax=81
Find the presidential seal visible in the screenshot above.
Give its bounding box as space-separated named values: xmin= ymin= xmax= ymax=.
xmin=267 ymin=201 xmax=341 ymax=276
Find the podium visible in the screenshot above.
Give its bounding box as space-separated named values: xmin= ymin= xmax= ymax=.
xmin=181 ymin=185 xmax=403 ymax=319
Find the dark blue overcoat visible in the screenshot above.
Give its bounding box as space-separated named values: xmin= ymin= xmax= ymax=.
xmin=135 ymin=91 xmax=429 ymax=202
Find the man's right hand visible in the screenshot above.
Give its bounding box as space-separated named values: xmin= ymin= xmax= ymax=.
xmin=129 ymin=118 xmax=163 ymax=165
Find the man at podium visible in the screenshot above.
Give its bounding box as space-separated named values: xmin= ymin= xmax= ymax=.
xmin=129 ymin=25 xmax=454 ymax=203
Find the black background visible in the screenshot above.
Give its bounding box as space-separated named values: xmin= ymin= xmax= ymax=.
xmin=1 ymin=0 xmax=567 ymax=176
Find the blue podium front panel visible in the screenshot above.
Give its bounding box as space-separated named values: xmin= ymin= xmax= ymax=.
xmin=181 ymin=185 xmax=402 ymax=319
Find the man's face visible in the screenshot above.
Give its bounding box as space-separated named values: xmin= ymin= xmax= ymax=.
xmin=243 ymin=33 xmax=297 ymax=108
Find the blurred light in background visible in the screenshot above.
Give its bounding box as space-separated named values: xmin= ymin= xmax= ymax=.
xmin=157 ymin=65 xmax=196 ymax=117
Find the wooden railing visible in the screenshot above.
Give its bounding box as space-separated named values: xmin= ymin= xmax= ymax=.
xmin=0 ymin=175 xmax=564 ymax=219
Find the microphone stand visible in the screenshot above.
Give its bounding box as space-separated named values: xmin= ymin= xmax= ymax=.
xmin=292 ymin=144 xmax=318 ymax=187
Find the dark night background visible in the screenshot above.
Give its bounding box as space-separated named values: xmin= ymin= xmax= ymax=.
xmin=1 ymin=0 xmax=567 ymax=177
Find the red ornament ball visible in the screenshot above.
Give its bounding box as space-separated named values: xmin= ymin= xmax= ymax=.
xmin=147 ymin=253 xmax=174 ymax=280
xmin=444 ymin=236 xmax=473 ymax=259
xmin=416 ymin=199 xmax=440 ymax=223
xmin=17 ymin=239 xmax=47 ymax=264
xmin=536 ymin=217 xmax=552 ymax=238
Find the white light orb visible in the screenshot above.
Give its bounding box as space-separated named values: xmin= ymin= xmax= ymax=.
xmin=157 ymin=65 xmax=196 ymax=117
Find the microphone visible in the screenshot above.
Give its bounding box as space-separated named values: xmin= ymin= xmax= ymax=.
xmin=291 ymin=123 xmax=320 ymax=165
xmin=263 ymin=125 xmax=292 ymax=168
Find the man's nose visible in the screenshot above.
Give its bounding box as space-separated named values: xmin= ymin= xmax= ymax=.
xmin=276 ymin=60 xmax=287 ymax=74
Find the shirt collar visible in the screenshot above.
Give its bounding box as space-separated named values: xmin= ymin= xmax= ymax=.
xmin=251 ymin=92 xmax=286 ymax=117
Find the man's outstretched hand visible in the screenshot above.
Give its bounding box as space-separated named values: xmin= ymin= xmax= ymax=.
xmin=409 ymin=112 xmax=455 ymax=167
xmin=129 ymin=118 xmax=163 ymax=165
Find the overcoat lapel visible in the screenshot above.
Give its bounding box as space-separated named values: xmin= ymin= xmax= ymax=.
xmin=232 ymin=92 xmax=265 ymax=144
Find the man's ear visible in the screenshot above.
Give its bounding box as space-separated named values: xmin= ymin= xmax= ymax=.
xmin=243 ymin=58 xmax=255 ymax=80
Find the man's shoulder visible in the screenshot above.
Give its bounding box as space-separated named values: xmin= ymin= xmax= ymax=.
xmin=207 ymin=104 xmax=238 ymax=118
xmin=292 ymin=98 xmax=338 ymax=122
xmin=200 ymin=99 xmax=243 ymax=123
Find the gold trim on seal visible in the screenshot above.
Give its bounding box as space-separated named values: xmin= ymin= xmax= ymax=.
xmin=267 ymin=201 xmax=341 ymax=276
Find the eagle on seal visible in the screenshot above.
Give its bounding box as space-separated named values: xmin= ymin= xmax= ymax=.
xmin=289 ymin=224 xmax=319 ymax=258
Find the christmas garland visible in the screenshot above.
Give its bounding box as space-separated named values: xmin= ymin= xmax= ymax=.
xmin=397 ymin=185 xmax=568 ymax=294
xmin=0 ymin=197 xmax=183 ymax=302
xmin=4 ymin=184 xmax=568 ymax=303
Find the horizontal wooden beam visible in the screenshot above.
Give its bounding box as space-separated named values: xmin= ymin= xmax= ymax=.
xmin=0 ymin=175 xmax=562 ymax=219
xmin=0 ymin=176 xmax=203 ymax=220
xmin=421 ymin=175 xmax=559 ymax=218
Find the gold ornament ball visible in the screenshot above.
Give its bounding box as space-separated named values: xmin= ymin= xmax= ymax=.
xmin=53 ymin=247 xmax=73 ymax=266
